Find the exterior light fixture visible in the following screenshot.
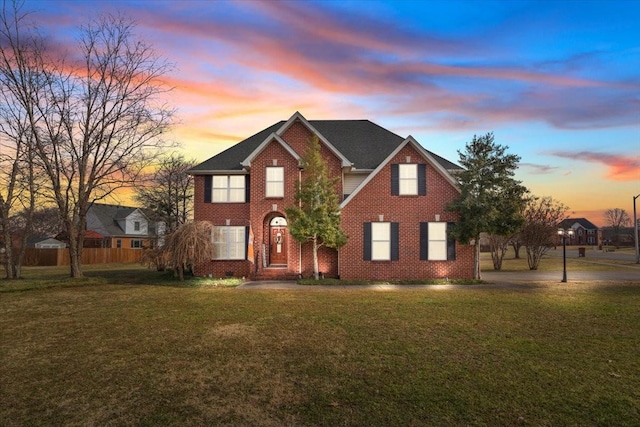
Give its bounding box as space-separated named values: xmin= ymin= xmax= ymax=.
xmin=557 ymin=228 xmax=575 ymax=282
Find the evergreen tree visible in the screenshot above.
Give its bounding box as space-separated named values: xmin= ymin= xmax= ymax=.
xmin=447 ymin=132 xmax=528 ymax=279
xmin=285 ymin=136 xmax=347 ymax=279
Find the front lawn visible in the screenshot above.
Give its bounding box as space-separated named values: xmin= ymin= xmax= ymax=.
xmin=1 ymin=268 xmax=639 ymax=425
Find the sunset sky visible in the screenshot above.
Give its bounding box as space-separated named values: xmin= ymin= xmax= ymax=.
xmin=31 ymin=0 xmax=639 ymax=226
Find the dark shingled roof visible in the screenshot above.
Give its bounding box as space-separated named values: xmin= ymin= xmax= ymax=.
xmin=559 ymin=218 xmax=599 ymax=230
xmin=87 ymin=203 xmax=143 ymax=237
xmin=189 ymin=119 xmax=461 ymax=172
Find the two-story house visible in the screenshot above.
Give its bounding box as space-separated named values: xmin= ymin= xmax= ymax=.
xmin=558 ymin=218 xmax=601 ymax=246
xmin=189 ymin=112 xmax=474 ymax=280
xmin=86 ymin=203 xmax=164 ymax=249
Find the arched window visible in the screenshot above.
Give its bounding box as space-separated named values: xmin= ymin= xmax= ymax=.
xmin=269 ymin=216 xmax=287 ymax=226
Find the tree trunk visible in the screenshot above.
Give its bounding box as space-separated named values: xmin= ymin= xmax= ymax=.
xmin=2 ymin=230 xmax=15 ymax=279
xmin=312 ymin=237 xmax=319 ymax=280
xmin=511 ymin=242 xmax=522 ymax=259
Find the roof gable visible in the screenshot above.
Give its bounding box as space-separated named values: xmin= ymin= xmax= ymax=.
xmin=341 ymin=136 xmax=460 ymax=208
xmin=241 ymin=133 xmax=301 ymax=168
xmin=87 ymin=203 xmax=149 ymax=237
xmin=276 ymin=112 xmax=352 ymax=168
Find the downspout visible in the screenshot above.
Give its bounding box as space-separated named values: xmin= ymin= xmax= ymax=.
xmin=298 ymin=167 xmax=302 ymax=276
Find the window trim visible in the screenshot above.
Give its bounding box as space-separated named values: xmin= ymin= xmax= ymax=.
xmin=265 ymin=166 xmax=284 ymax=198
xmin=420 ymin=222 xmax=456 ymax=261
xmin=364 ymin=222 xmax=399 ymax=261
xmin=204 ymin=175 xmax=248 ymax=203
xmin=398 ymin=163 xmax=418 ymax=195
xmin=391 ymin=163 xmax=426 ymax=196
xmin=212 ymin=226 xmax=247 ymax=260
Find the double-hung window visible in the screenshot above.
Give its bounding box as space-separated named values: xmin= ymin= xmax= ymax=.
xmin=211 ymin=175 xmax=245 ymax=203
xmin=212 ymin=226 xmax=246 ymax=260
xmin=391 ymin=164 xmax=426 ymax=195
xmin=371 ymin=222 xmax=391 ymax=261
xmin=364 ymin=222 xmax=399 ymax=261
xmin=399 ymin=164 xmax=418 ymax=195
xmin=420 ymin=222 xmax=455 ymax=261
xmin=265 ymin=167 xmax=284 ymax=198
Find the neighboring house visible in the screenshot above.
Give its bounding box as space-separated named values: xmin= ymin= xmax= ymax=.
xmin=601 ymin=226 xmax=635 ymax=246
xmin=28 ymin=237 xmax=67 ymax=249
xmin=558 ymin=218 xmax=601 ymax=246
xmin=189 ymin=112 xmax=473 ymax=280
xmin=85 ymin=203 xmax=163 ymax=249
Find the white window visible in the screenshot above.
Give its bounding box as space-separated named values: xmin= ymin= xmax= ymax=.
xmin=130 ymin=239 xmax=143 ymax=249
xmin=212 ymin=175 xmax=245 ymax=203
xmin=134 ymin=221 xmax=140 ymax=231
xmin=428 ymin=222 xmax=447 ymax=261
xmin=212 ymin=226 xmax=246 ymax=260
xmin=399 ymin=164 xmax=418 ymax=195
xmin=371 ymin=222 xmax=390 ymax=261
xmin=266 ymin=167 xmax=284 ymax=198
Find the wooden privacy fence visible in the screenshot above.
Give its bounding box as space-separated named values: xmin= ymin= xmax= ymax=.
xmin=21 ymin=248 xmax=144 ymax=267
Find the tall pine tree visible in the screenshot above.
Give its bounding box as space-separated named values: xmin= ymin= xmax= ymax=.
xmin=447 ymin=132 xmax=528 ymax=279
xmin=285 ymin=136 xmax=347 ymax=279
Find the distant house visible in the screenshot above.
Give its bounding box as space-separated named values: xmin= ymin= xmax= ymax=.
xmin=558 ymin=218 xmax=601 ymax=245
xmin=28 ymin=237 xmax=67 ymax=249
xmin=189 ymin=111 xmax=474 ymax=280
xmin=85 ymin=203 xmax=164 ymax=249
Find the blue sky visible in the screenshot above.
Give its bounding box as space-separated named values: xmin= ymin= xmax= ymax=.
xmin=30 ymin=0 xmax=640 ymax=225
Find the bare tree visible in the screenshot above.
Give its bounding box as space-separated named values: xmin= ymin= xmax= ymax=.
xmin=0 ymin=2 xmax=174 ymax=277
xmin=520 ymin=196 xmax=569 ymax=270
xmin=161 ymin=221 xmax=214 ymax=281
xmin=0 ymin=0 xmax=41 ymax=278
xmin=135 ymin=153 xmax=195 ymax=233
xmin=604 ymin=208 xmax=630 ymax=248
xmin=486 ymin=233 xmax=510 ymax=270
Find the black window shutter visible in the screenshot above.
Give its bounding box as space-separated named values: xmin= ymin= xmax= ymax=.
xmin=447 ymin=222 xmax=456 ymax=260
xmin=204 ymin=175 xmax=212 ymax=203
xmin=245 ymin=175 xmax=250 ymax=202
xmin=363 ymin=222 xmax=372 ymax=260
xmin=418 ymin=164 xmax=426 ymax=195
xmin=391 ymin=222 xmax=399 ymax=261
xmin=391 ymin=164 xmax=399 ymax=195
xmin=420 ymin=222 xmax=428 ymax=260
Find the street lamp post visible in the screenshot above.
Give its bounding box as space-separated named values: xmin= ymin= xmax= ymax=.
xmin=634 ymin=194 xmax=640 ymax=264
xmin=558 ymin=228 xmax=575 ymax=283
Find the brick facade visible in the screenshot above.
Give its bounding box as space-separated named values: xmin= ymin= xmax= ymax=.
xmin=191 ymin=113 xmax=474 ymax=280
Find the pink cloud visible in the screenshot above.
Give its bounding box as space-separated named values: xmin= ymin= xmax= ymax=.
xmin=549 ymin=151 xmax=640 ymax=182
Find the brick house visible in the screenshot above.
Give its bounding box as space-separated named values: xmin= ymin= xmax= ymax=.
xmin=189 ymin=112 xmax=474 ymax=280
xmin=557 ymin=218 xmax=601 ymax=246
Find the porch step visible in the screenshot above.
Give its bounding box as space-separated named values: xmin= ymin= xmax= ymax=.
xmin=251 ymin=268 xmax=300 ymax=281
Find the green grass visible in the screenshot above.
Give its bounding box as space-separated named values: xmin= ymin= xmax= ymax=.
xmin=1 ymin=267 xmax=639 ymax=425
xmin=0 ymin=264 xmax=243 ymax=293
xmin=480 ymin=250 xmax=638 ymax=272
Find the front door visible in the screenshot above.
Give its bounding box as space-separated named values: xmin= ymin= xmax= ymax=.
xmin=270 ymin=226 xmax=287 ymax=265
